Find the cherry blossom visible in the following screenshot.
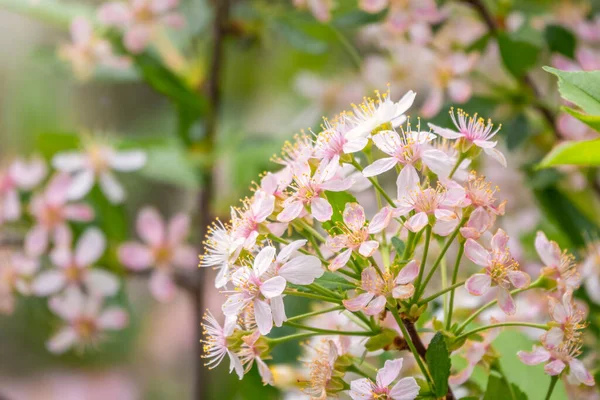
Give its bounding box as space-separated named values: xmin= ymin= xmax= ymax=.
xmin=26 ymin=173 xmax=95 ymax=257
xmin=343 ymin=261 xmax=419 ymax=316
xmin=581 ymin=242 xmax=600 ymax=305
xmin=199 ymin=220 xmax=243 ymax=289
xmin=52 ymin=143 xmax=146 ymax=204
xmin=118 ymin=207 xmax=197 ymax=302
xmin=98 ymin=0 xmax=185 ymax=54
xmin=0 ymin=249 xmax=40 ymax=314
xmin=349 ymin=358 xmax=419 ymax=400
xmin=201 ymin=310 xmax=243 ymax=379
xmin=32 ymin=228 xmax=119 ymax=298
xmin=238 ymin=330 xmax=274 ymax=385
xmin=450 ymin=325 xmax=500 ymax=385
xmin=230 ymin=190 xmax=275 ymax=249
xmin=542 ymin=291 xmax=585 ymax=349
xmin=304 ymin=340 xmax=339 ymax=399
xmin=534 ymin=231 xmax=580 ymax=292
xmin=464 ymin=229 xmax=530 ymax=315
xmin=429 ymin=108 xmax=507 ymax=167
xmin=0 ymin=156 xmax=47 ymax=224
xmin=47 ymin=288 xmax=128 ymax=354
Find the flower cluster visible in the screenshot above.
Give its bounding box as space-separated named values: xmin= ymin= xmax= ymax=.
xmin=0 ymin=137 xmax=197 ymax=353
xmin=200 ymin=89 xmax=595 ymax=398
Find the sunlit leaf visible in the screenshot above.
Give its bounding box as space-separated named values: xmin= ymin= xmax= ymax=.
xmin=544 ymin=67 xmax=600 ymax=115
xmin=538 ymin=138 xmax=600 ymax=167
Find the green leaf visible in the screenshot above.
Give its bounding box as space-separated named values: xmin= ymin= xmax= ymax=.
xmin=364 ymin=329 xmax=397 ymax=352
xmin=35 ymin=132 xmax=81 ymax=159
xmin=332 ymin=9 xmax=387 ymax=28
xmin=538 ymin=138 xmax=600 ymax=167
xmin=544 ymin=67 xmax=600 ymax=115
xmin=483 ymin=372 xmax=528 ymax=400
xmin=545 ymin=25 xmax=576 ymax=59
xmin=273 ymin=19 xmax=329 ymax=55
xmin=498 ymin=33 xmax=541 ymax=78
xmin=502 ymin=113 xmax=531 ymax=150
xmin=562 ymin=106 xmax=600 ymax=132
xmin=314 ymin=271 xmax=355 ymax=290
xmin=425 ymin=332 xmax=451 ymax=398
xmin=391 ymin=237 xmax=405 ymax=255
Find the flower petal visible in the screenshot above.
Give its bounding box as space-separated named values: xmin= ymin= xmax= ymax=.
xmin=396 ymin=260 xmax=419 ymax=284
xmin=390 ymin=376 xmax=420 ymax=400
xmin=343 ymin=203 xmax=366 ymax=232
xmin=84 ymin=269 xmax=119 ymax=297
xmin=517 ymin=346 xmax=551 ymax=365
xmin=47 ymin=327 xmax=78 ymax=354
xmin=75 ymin=228 xmax=106 ymax=266
xmin=464 ymin=239 xmax=491 ymax=266
xmin=270 ymin=295 xmax=287 ymax=327
xmin=254 ymin=299 xmax=273 ymax=335
xmin=358 ymin=240 xmax=379 ymax=257
xmin=253 ymin=246 xmax=276 ymax=277
xmin=278 ymin=255 xmax=323 ymax=285
xmin=465 ymin=273 xmax=491 ymax=296
xmin=107 ymin=150 xmax=146 ymax=171
xmin=311 ymin=197 xmax=333 ymax=222
xmin=364 ymin=295 xmax=386 ymax=316
xmin=137 ymin=207 xmax=165 ymax=246
xmin=544 ymin=359 xmax=566 ymax=376
xmin=118 ymin=242 xmax=154 ymax=270
xmin=32 ymin=270 xmax=66 ymax=296
xmin=343 ymin=292 xmax=374 ymax=312
xmin=66 ymin=169 xmax=95 ymax=200
xmin=97 ymin=308 xmax=128 ymax=330
xmin=99 ymin=172 xmax=125 ymax=204
xmin=498 ymin=288 xmax=516 ymax=315
xmin=329 ymin=248 xmax=352 ymax=271
xmin=260 ymin=276 xmax=287 ymax=299
xmin=149 ymin=270 xmax=176 ymax=302
xmin=377 ymin=358 xmax=402 ymax=387
xmin=362 ymin=157 xmax=398 ymax=177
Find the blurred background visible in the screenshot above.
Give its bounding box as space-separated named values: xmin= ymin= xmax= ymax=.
xmin=0 ymin=0 xmax=599 ymax=399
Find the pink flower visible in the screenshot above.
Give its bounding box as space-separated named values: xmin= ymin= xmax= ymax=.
xmin=581 ymin=242 xmax=600 ymax=305
xmin=429 ymin=108 xmax=507 ymax=167
xmin=231 ymin=190 xmax=275 ymax=249
xmin=59 ymin=17 xmax=130 ymax=80
xmin=343 ymin=89 xmax=416 ymax=153
xmin=518 ymin=342 xmax=595 ymax=386
xmin=25 ymin=173 xmax=95 ymax=257
xmin=52 ymin=143 xmax=146 ymax=204
xmin=98 ymin=0 xmax=185 ymax=54
xmin=361 ymin=124 xmax=452 ymax=179
xmin=394 ymin=167 xmax=461 ymax=233
xmin=47 ymin=287 xmax=128 ymax=354
xmin=552 ymin=46 xmax=600 ymax=72
xmin=313 ymin=118 xmax=364 ymax=165
xmin=535 ymin=231 xmax=580 ymax=292
xmin=304 ymin=340 xmax=339 ymax=399
xmin=118 ymin=207 xmax=197 ymax=302
xmin=349 ymin=358 xmax=419 ymax=400
xmin=450 ymin=325 xmax=500 ymax=385
xmin=421 ymin=53 xmax=477 ymax=117
xmin=0 ymin=250 xmax=40 ymax=314
xmin=32 ymin=228 xmax=119 ymax=298
xmin=343 ymin=261 xmax=419 ymax=316
xmin=464 ymin=229 xmax=530 ymax=315
xmin=542 ymin=291 xmax=585 ymax=349
xmin=292 ymin=0 xmax=333 ymax=22
xmin=326 ymin=203 xmax=381 ymax=271
xmin=201 ymin=310 xmax=243 ymax=379
xmin=238 ymin=330 xmax=274 ymax=385
xmin=277 ymin=160 xmax=352 ymax=223
xmin=459 ymin=207 xmax=493 ymax=240
xmin=0 ymin=156 xmax=47 ymax=224
xmin=199 ymin=220 xmax=243 ymax=289
xmin=223 ymin=245 xmax=322 ymax=335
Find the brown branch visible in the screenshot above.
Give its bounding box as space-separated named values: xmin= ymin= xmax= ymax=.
xmin=459 ymin=0 xmax=559 ymax=138
xmin=403 ymin=319 xmax=456 ymax=400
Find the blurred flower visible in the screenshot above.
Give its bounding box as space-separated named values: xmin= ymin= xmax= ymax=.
xmin=556 ymin=112 xmax=599 ymax=140
xmin=303 ymin=340 xmax=341 ymax=399
xmin=581 ymin=241 xmax=600 ymax=304
xmin=119 ymin=207 xmax=197 ymax=302
xmin=32 ymin=228 xmax=119 ymax=298
xmin=450 ymin=324 xmax=499 ymax=385
xmin=293 ymin=0 xmax=333 ymax=22
xmin=47 ymin=287 xmax=128 ymax=354
xmin=534 ymin=231 xmax=580 ymax=293
xmin=98 ymin=0 xmax=185 ymax=54
xmin=464 ymin=229 xmax=530 ymax=315
xmin=542 ymin=291 xmax=585 ymax=349
xmin=350 ymin=358 xmax=419 ymax=400
xmin=0 ymin=156 xmax=47 ymax=224
xmin=52 ymin=142 xmax=146 ymax=204
xmin=59 ymin=17 xmax=130 ymax=81
xmin=26 ymin=173 xmax=95 ymax=257
xmin=0 ymin=248 xmax=40 ymax=314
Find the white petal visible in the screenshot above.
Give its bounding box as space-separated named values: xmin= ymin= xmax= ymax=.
xmin=99 ymin=172 xmax=125 ymax=203
xmin=66 ymin=169 xmax=95 ymax=200
xmin=278 ymin=255 xmax=323 ymax=285
xmin=75 ymin=228 xmax=106 ymax=266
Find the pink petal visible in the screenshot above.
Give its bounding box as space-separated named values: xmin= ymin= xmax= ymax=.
xmin=350 ymin=378 xmax=373 ymax=399
xmin=63 ymin=204 xmax=94 ymax=222
xmin=491 ymin=229 xmax=510 ymax=252
xmin=498 ymin=288 xmax=516 ymax=315
xmin=421 ymin=86 xmax=444 ymax=118
xmin=254 ymin=299 xmax=273 ymax=335
xmin=568 ymin=359 xmax=595 ymax=386
xmin=260 ymin=276 xmax=286 ymax=299
xmin=343 ymin=292 xmax=374 ymax=312
xmin=359 ymin=0 xmax=387 ymax=13
xmin=376 ymin=358 xmax=402 ymax=387
xmin=405 ymin=212 xmax=428 ymax=232
xmin=329 ymin=248 xmax=352 ymax=271
xmin=392 ymin=283 xmax=415 ymax=299
xmin=253 ymin=246 xmax=276 ymax=277
xmin=358 ymin=240 xmax=379 ymax=257
xmin=3 ymin=189 xmax=21 ymax=221
xmin=368 ymin=206 xmax=393 ymax=234
xmin=390 ymin=376 xmax=420 ymax=400
xmin=277 ymin=200 xmax=303 ymax=222
xmin=97 ymin=308 xmax=128 ymax=330
xmin=364 ymin=295 xmax=386 ymax=316
xmin=44 ymin=173 xmax=71 ymax=205
xmin=507 ymin=271 xmax=530 ymax=289
xmin=47 ymin=327 xmax=78 ymax=354
xmin=310 ymin=197 xmax=333 ymax=222
xmin=278 ymin=255 xmax=323 ymax=285
xmin=465 ymin=273 xmax=492 ymax=296
xmin=251 ymin=190 xmax=275 ymax=222
xmin=75 ymin=228 xmax=106 ymax=266
xmin=343 ymin=203 xmax=366 ymax=232
xmin=118 ymin=242 xmax=154 ymax=270
xmin=542 ymin=327 xmax=564 ymax=349
xmin=396 ymin=260 xmax=419 ymax=284
xmin=277 ymin=239 xmax=307 ymax=262
xmin=483 ymin=147 xmax=507 ymax=167
xmin=97 ymin=2 xmax=131 ymax=26
xmin=434 ymin=208 xmax=456 ymax=221
xmin=124 ymin=25 xmax=152 ymax=54
xmin=172 ymin=245 xmax=198 ymax=269
xmin=51 ymin=152 xmax=86 ymax=172
xmin=167 ymin=213 xmax=190 ymax=244
xmin=84 ymin=269 xmax=119 ymax=297
xmin=362 ymin=157 xmax=398 ymax=177
xmin=372 ymin=130 xmax=402 ymax=155
xmin=99 ymin=172 xmax=125 ymax=204
xmin=270 ymin=295 xmax=287 ymax=327
xmin=517 ymin=346 xmax=551 ymax=365
xmin=149 ymin=270 xmax=176 ymax=302
xmin=396 ymin=164 xmax=420 ymax=201
xmin=32 ymin=271 xmax=66 ymax=296
xmin=534 ymin=231 xmax=561 ymax=267
xmin=25 ymin=225 xmax=49 ymax=257
xmin=428 ymin=123 xmax=463 ymax=139
xmin=137 ymin=207 xmax=165 ymax=246
xmin=464 ymin=239 xmax=491 ymax=266
xmin=448 ymin=78 xmax=472 ymax=103
xmin=10 ymin=156 xmax=47 ymax=190
xmin=544 ymin=359 xmax=566 ymax=376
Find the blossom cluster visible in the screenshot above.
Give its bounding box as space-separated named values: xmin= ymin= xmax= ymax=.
xmin=200 ymin=89 xmax=596 ymax=398
xmin=0 ymin=139 xmax=196 ymax=353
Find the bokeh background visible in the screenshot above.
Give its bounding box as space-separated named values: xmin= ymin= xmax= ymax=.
xmin=0 ymin=0 xmax=599 ymax=399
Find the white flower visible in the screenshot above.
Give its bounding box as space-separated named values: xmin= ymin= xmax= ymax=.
xmin=350 ymin=358 xmax=419 ymax=400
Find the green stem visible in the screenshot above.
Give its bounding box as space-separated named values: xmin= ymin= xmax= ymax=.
xmin=418 ymin=280 xmax=466 ymax=305
xmin=268 ymin=332 xmax=321 ymax=346
xmin=417 ymin=218 xmax=466 ymax=299
xmin=544 ymin=375 xmax=559 ymax=400
xmin=338 ymin=268 xmax=360 ymax=281
xmin=446 ymin=243 xmax=465 ymax=330
xmin=347 ymin=364 xmax=373 ymax=379
xmin=268 ymin=233 xmax=328 ymax=263
xmin=351 ymin=160 xmax=395 ymax=206
xmin=448 ymin=153 xmax=467 ymax=179
xmin=455 ymin=322 xmax=549 ymax=342
xmin=283 ymin=321 xmax=377 ymax=336
xmin=308 ymin=283 xmax=342 ymax=299
xmin=286 ymin=306 xmax=345 ymax=323
xmin=283 ymin=289 xmax=342 ymax=304
xmin=413 ymin=225 xmax=432 ymax=298
xmin=296 ymin=219 xmax=326 ymax=242
xmin=328 ymin=24 xmax=362 ymax=71
xmin=389 ymin=308 xmax=433 ymax=386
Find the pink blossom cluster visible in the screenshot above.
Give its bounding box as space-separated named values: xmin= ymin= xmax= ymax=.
xmin=200 ymin=89 xmax=595 ymax=397
xmin=0 ymin=139 xmax=197 ymax=354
